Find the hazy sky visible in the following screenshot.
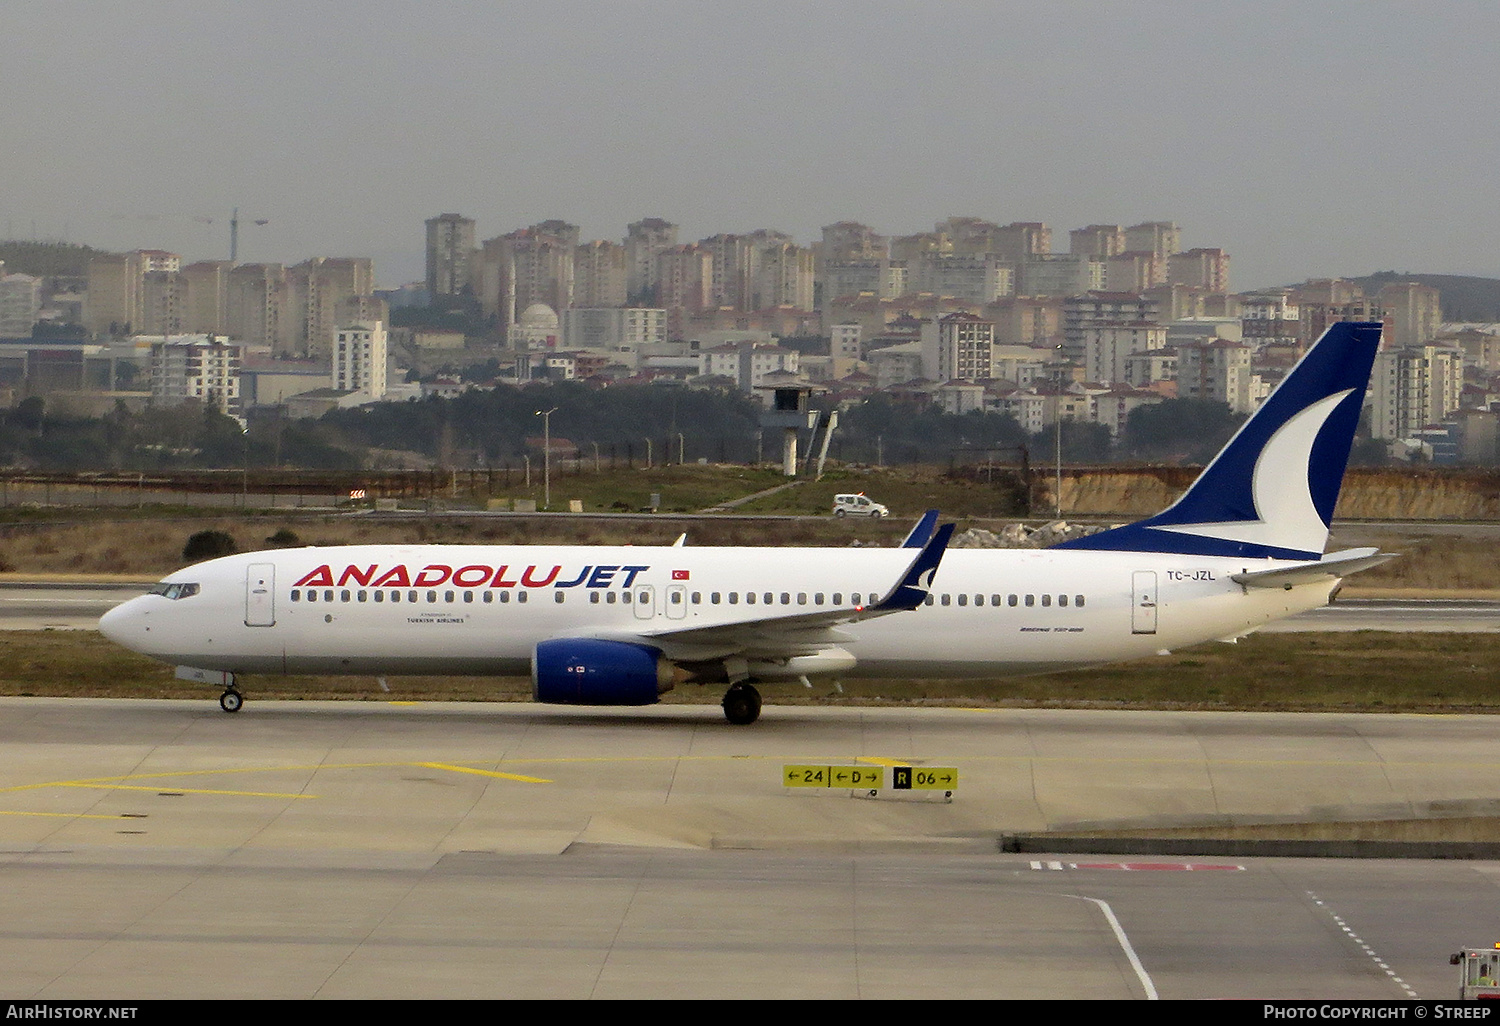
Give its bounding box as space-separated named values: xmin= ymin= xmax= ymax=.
xmin=3 ymin=1 xmax=1496 ymax=291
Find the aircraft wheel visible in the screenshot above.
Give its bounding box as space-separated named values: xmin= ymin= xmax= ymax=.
xmin=220 ymin=689 xmax=244 ymax=714
xmin=722 ymin=683 xmax=761 ymax=725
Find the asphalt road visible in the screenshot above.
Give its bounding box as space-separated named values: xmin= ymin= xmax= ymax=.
xmin=2 ymin=698 xmax=1499 ymax=999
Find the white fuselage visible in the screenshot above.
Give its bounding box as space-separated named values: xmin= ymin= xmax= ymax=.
xmin=99 ymin=543 xmax=1334 ymax=681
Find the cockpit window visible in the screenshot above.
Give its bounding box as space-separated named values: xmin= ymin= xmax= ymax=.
xmin=148 ymin=582 xmax=200 ymax=600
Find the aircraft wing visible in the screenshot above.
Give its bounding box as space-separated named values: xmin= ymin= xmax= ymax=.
xmin=1229 ymin=547 xmax=1396 ymax=589
xmin=578 ymin=523 xmax=954 ymax=662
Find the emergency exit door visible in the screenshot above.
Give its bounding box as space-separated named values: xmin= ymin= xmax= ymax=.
xmin=1131 ymin=571 xmax=1158 ymax=635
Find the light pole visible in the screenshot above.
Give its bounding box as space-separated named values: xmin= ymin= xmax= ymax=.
xmin=536 ymin=407 xmax=557 ymax=510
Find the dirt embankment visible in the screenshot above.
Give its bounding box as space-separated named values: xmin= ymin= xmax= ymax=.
xmin=1056 ymin=466 xmax=1500 ymax=521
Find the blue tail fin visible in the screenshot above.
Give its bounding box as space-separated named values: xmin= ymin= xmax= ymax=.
xmin=1056 ymin=321 xmax=1382 ymax=560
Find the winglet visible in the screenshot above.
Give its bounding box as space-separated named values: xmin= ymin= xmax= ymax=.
xmin=872 ymin=522 xmax=954 ymax=612
xmin=900 ymin=509 xmax=940 ymax=548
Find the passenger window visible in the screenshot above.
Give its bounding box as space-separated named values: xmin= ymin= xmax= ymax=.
xmin=832 ymin=593 xmax=842 ymax=605
xmin=1024 ymin=595 xmax=1034 ymax=607
xmin=408 ymin=591 xmax=417 ymax=603
xmin=375 ymin=591 xmax=385 ymax=603
xmin=607 ymin=592 xmax=617 ymax=604
xmin=1041 ymin=594 xmax=1051 ymax=607
xmin=1059 ymin=594 xmax=1068 ymax=607
xmin=764 ymin=593 xmax=773 ymax=605
xmin=445 ymin=590 xmax=454 ymax=603
xmin=357 ymin=591 xmax=367 ymax=602
xmin=1076 ymin=595 xmax=1085 ymax=607
xmin=324 ymin=590 xmax=333 ymax=602
xmin=924 ymin=595 xmax=934 ymax=606
xmin=796 ymin=593 xmax=806 ymax=605
xmin=555 ymin=592 xmax=565 ymax=603
xmin=517 ymin=592 xmax=528 ymax=603
xmin=590 ymin=592 xmax=600 ymax=604
xmin=341 ymin=590 xmax=350 ymax=602
xmin=940 ymin=594 xmax=951 ymax=606
xmin=390 ymin=591 xmax=400 ymax=603
xmin=746 ymin=593 xmax=756 ymax=605
xmin=481 ymin=592 xmax=491 ymax=603
xmin=729 ymin=593 xmax=739 ymax=604
xmin=957 ymin=594 xmax=967 ymax=606
xmin=780 ymin=593 xmax=790 ymax=605
xmin=711 ymin=592 xmax=721 ymax=604
xmin=992 ymin=594 xmax=1002 ymax=606
xmin=498 ymin=592 xmax=509 ymax=603
xmin=291 ymin=589 xmax=301 ymax=602
xmin=427 ymin=590 xmax=437 ymax=603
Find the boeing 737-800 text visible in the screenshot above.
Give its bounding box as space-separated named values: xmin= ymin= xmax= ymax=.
xmin=101 ymin=322 xmax=1389 ymax=724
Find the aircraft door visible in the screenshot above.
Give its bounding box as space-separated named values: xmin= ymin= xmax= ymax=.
xmin=633 ymin=584 xmax=655 ymax=620
xmin=246 ymin=563 xmax=276 ymax=627
xmin=1131 ymin=570 xmax=1157 ymax=635
xmin=665 ymin=584 xmax=687 ymax=620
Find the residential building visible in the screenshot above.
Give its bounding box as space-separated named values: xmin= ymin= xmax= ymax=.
xmin=149 ymin=335 xmax=242 ymax=414
xmin=921 ymin=312 xmax=996 ymax=382
xmin=561 ymin=307 xmax=666 ymax=353
xmin=573 ymin=240 xmax=628 ymax=308
xmin=0 ymin=274 xmax=41 ymax=337
xmin=425 ymin=213 xmax=476 ymax=298
xmin=1083 ymin=322 xmax=1169 ymax=385
xmin=1370 ymin=342 xmax=1464 ymax=441
xmin=332 ymin=322 xmax=388 ymax=399
xmin=1063 ymin=292 xmax=1161 ymax=362
xmin=1176 ymin=339 xmax=1257 ymax=413
xmin=625 ymin=218 xmax=677 ymax=304
xmin=1378 ymin=281 xmax=1442 ymax=347
xmin=1068 ymin=224 xmax=1126 ymax=259
xmin=1169 ymin=248 xmax=1230 ymax=293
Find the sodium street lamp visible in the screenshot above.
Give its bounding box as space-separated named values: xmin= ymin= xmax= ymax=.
xmin=536 ymin=407 xmax=557 ymax=510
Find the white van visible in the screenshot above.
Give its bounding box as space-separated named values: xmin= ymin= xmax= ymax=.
xmin=832 ymin=493 xmax=889 ymax=518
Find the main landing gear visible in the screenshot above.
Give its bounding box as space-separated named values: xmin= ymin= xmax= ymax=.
xmin=219 ymin=685 xmax=244 ymax=713
xmin=721 ymin=683 xmax=762 ymax=725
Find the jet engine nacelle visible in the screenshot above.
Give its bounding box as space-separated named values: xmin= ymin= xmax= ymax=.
xmin=532 ymin=638 xmax=676 ymax=706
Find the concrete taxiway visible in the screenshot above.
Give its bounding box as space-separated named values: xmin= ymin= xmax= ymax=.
xmin=2 ymin=698 xmax=1499 ymax=998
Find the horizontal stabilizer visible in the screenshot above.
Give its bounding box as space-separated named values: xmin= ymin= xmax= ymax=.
xmin=1230 ymin=547 xmax=1395 ymax=589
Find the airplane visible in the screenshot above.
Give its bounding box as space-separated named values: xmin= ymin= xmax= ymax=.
xmin=100 ymin=321 xmax=1390 ymax=725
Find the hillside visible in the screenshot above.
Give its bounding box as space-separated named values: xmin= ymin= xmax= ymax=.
xmin=0 ymin=240 xmax=98 ymax=277
xmin=1349 ymin=271 xmax=1500 ymax=322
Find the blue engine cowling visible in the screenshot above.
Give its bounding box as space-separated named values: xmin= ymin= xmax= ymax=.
xmin=532 ymin=638 xmax=672 ymax=706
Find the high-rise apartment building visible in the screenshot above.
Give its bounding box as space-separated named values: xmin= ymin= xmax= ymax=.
xmin=1124 ymin=222 xmax=1181 ymax=259
xmin=477 ymin=224 xmax=577 ymax=342
xmin=1377 ymin=281 xmax=1442 ymax=348
xmin=425 ymin=213 xmax=476 ymax=298
xmin=1169 ymin=248 xmax=1230 ymax=293
xmin=1083 ymin=322 xmax=1169 ymax=386
xmin=150 ymin=335 xmax=242 ymax=414
xmin=1176 ymin=339 xmax=1256 ymax=413
xmin=625 ymin=218 xmax=677 ymax=304
xmin=1370 ymin=343 xmax=1464 ymax=441
xmin=226 ymin=263 xmax=289 ymax=352
xmin=574 ymin=240 xmax=628 ymax=308
xmin=1069 ymin=225 xmax=1127 ymax=259
xmin=333 ymin=322 xmax=387 ymax=398
xmin=0 ymin=274 xmax=41 ymax=337
xmin=921 ymin=312 xmax=996 ymax=382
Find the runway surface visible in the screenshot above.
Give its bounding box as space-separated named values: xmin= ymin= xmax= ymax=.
xmin=2 ymin=698 xmax=1498 ymax=999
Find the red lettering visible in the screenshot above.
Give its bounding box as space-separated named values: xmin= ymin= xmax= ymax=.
xmin=373 ymin=565 xmax=411 ymax=588
xmin=337 ymin=565 xmax=376 ymax=587
xmin=491 ymin=564 xmax=518 ymax=587
xmin=413 ymin=565 xmax=452 ymax=587
xmin=521 ymin=565 xmax=560 ymax=588
xmin=293 ymin=565 xmax=334 ymax=588
xmin=453 ymin=565 xmax=493 ymax=587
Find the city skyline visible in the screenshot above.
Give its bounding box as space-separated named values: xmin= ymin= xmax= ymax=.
xmin=3 ymin=2 xmax=1497 ymax=291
